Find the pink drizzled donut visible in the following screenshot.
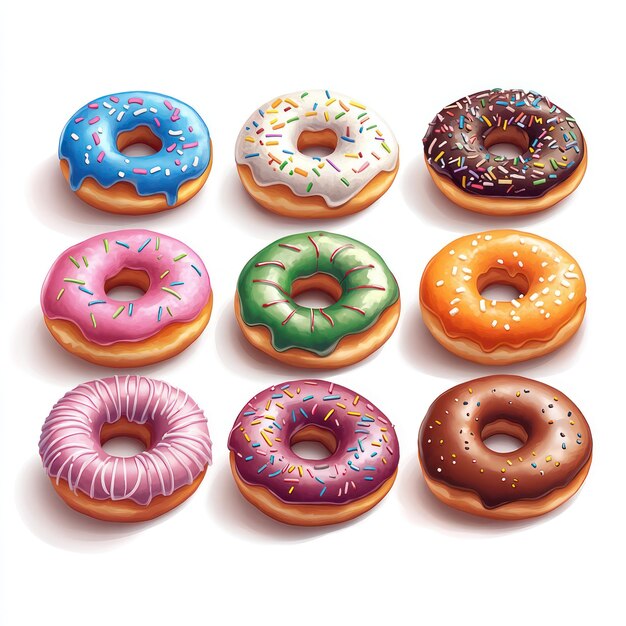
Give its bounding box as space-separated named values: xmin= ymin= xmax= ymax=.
xmin=39 ymin=375 xmax=212 ymax=522
xmin=41 ymin=229 xmax=212 ymax=367
xmin=228 ymin=379 xmax=399 ymax=526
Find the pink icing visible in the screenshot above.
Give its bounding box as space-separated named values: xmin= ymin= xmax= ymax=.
xmin=39 ymin=376 xmax=212 ymax=506
xmin=41 ymin=229 xmax=211 ymax=345
xmin=228 ymin=379 xmax=399 ymax=505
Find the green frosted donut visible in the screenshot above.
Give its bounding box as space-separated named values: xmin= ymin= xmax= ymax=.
xmin=236 ymin=231 xmax=400 ymax=356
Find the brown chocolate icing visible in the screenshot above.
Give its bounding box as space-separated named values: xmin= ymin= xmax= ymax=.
xmin=418 ymin=375 xmax=592 ymax=509
xmin=423 ymin=88 xmax=585 ymax=197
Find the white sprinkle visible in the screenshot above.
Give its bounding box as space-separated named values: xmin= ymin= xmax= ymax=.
xmin=539 ymin=277 xmax=545 ymax=283
xmin=97 ymin=127 xmax=103 ymax=134
xmin=70 ymin=133 xmax=79 ymax=141
xmin=124 ymin=158 xmax=130 ymax=164
xmin=178 ymin=136 xmax=186 ymax=142
xmin=108 ymin=108 xmax=116 ymax=116
xmin=455 ymin=287 xmax=465 ymax=293
xmin=436 ymin=280 xmax=445 ymax=287
xmin=555 ymin=290 xmax=561 ymax=297
xmin=555 ymin=299 xmax=562 ymax=306
xmin=133 ymin=108 xmax=147 ymax=116
xmin=518 ymin=261 xmax=524 ymax=268
xmin=177 ymin=149 xmax=184 ymax=155
xmin=535 ymin=300 xmax=544 ymax=307
xmin=149 ymin=107 xmax=157 ymax=113
xmin=511 ymin=299 xmax=521 ymax=308
xmin=84 ymin=154 xmax=89 ymax=164
xmin=437 ymin=468 xmax=442 ymax=473
xmin=86 ymin=144 xmax=92 ymax=150
xmin=497 ymin=258 xmax=504 ymax=265
xmin=103 ymin=101 xmax=112 ymax=109
xmin=513 ymin=251 xmax=518 ymax=257
xmin=530 ymin=293 xmax=539 ymax=302
xmin=491 ymin=300 xmax=497 ymax=307
xmin=545 ymin=312 xmax=551 ymax=319
xmin=542 ymin=287 xmax=550 ymax=295
xmin=449 ymin=249 xmax=455 ymax=255
xmin=531 ymin=245 xmax=539 ymax=253
xmin=192 ymin=156 xmax=199 ymax=167
xmin=541 ymin=261 xmax=548 ymax=267
xmin=491 ymin=320 xmax=498 ymax=328
xmin=554 ymin=257 xmax=561 ymax=263
xmin=123 ymin=104 xmax=130 ymax=109
xmin=484 ymin=234 xmax=493 ymax=241
xmin=169 ymin=129 xmax=184 ymax=136
xmin=504 ymin=323 xmax=511 ymax=331
xmin=449 ymin=307 xmax=460 ymax=316
xmin=165 ymin=168 xmax=171 ymax=176
xmin=568 ymin=292 xmax=575 ymax=300
xmin=458 ymin=254 xmax=468 ymax=261
xmin=118 ymin=171 xmax=125 ymax=178
xmin=479 ymin=299 xmax=486 ymax=312
xmin=561 ymin=279 xmax=571 ymax=288
xmin=564 ymin=272 xmax=579 ymax=279
xmin=519 ymin=238 xmax=526 ymax=245
xmin=181 ymin=164 xmax=188 ymax=172
xmin=540 ymin=309 xmax=545 ymax=314
xmin=452 ymin=266 xmax=458 ymax=276
xmin=513 ymin=315 xmax=521 ymax=322
xmin=568 ymin=264 xmax=576 ymax=271
xmin=117 ymin=111 xmax=125 ymax=122
xmin=463 ymin=275 xmax=472 ymax=281
xmin=548 ymin=274 xmax=556 ymax=282
xmin=150 ymin=166 xmax=161 ymax=174
xmin=462 ymin=267 xmax=472 ymax=274
xmin=471 ymin=240 xmax=478 ymax=246
xmin=449 ymin=298 xmax=460 ymax=305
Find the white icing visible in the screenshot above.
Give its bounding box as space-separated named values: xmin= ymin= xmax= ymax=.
xmin=234 ymin=89 xmax=399 ymax=207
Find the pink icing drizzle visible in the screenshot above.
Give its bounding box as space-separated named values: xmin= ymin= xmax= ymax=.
xmin=39 ymin=376 xmax=212 ymax=505
xmin=41 ymin=229 xmax=211 ymax=345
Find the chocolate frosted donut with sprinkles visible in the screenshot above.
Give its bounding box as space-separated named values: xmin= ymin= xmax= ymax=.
xmin=419 ymin=230 xmax=586 ymax=364
xmin=418 ymin=375 xmax=592 ymax=519
xmin=423 ymin=88 xmax=586 ymax=215
xmin=41 ymin=229 xmax=213 ymax=367
xmin=59 ymin=91 xmax=212 ymax=214
xmin=235 ymin=89 xmax=399 ymax=218
xmin=228 ymin=380 xmax=399 ymax=526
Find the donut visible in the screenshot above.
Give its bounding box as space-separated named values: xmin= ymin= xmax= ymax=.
xmin=59 ymin=91 xmax=212 ymax=214
xmin=39 ymin=376 xmax=212 ymax=522
xmin=418 ymin=375 xmax=592 ymax=519
xmin=228 ymin=379 xmax=399 ymax=526
xmin=41 ymin=229 xmax=212 ymax=367
xmin=419 ymin=230 xmax=586 ymax=364
xmin=235 ymin=89 xmax=399 ymax=218
xmin=423 ymin=88 xmax=586 ymax=215
xmin=235 ymin=231 xmax=400 ymax=368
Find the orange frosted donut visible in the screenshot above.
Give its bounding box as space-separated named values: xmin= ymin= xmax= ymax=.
xmin=419 ymin=230 xmax=586 ymax=364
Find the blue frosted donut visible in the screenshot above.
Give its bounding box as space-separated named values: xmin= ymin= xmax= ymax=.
xmin=59 ymin=91 xmax=212 ymax=214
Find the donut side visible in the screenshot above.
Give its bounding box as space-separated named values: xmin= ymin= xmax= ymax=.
xmin=234 ymin=295 xmax=400 ymax=368
xmin=237 ymin=160 xmax=398 ymax=219
xmin=60 ymin=144 xmax=212 ymax=215
xmin=44 ymin=294 xmax=212 ymax=367
xmin=230 ymin=453 xmax=397 ymax=526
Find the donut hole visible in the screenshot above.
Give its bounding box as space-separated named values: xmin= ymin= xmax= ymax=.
xmin=104 ymin=268 xmax=150 ymax=302
xmin=100 ymin=417 xmax=150 ymax=458
xmin=116 ymin=125 xmax=163 ymax=156
xmin=297 ymin=129 xmax=338 ymax=158
xmin=291 ymin=273 xmax=342 ymax=308
xmin=290 ymin=425 xmax=337 ymax=460
xmin=483 ymin=126 xmax=530 ymax=159
xmin=481 ymin=419 xmax=528 ymax=453
xmin=477 ymin=268 xmax=529 ymax=302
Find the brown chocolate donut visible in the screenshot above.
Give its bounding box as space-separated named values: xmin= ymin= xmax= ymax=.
xmin=418 ymin=375 xmax=592 ymax=519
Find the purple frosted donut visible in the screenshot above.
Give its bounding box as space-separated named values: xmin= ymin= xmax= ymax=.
xmin=39 ymin=376 xmax=212 ymax=522
xmin=228 ymin=379 xmax=399 ymax=526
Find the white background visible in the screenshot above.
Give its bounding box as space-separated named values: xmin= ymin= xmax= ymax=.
xmin=1 ymin=2 xmax=624 ymax=624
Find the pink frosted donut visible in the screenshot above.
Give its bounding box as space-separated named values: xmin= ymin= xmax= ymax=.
xmin=41 ymin=229 xmax=212 ymax=367
xmin=228 ymin=379 xmax=399 ymax=526
xmin=39 ymin=375 xmax=212 ymax=522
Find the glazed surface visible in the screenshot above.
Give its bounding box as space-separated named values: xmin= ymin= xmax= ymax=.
xmin=423 ymin=88 xmax=584 ymax=197
xmin=228 ymin=380 xmax=399 ymax=504
xmin=39 ymin=376 xmax=212 ymax=505
xmin=41 ymin=229 xmax=211 ymax=345
xmin=59 ymin=91 xmax=211 ymax=205
xmin=418 ymin=375 xmax=592 ymax=509
xmin=235 ymin=89 xmax=398 ymax=207
xmin=236 ymin=231 xmax=399 ymax=356
xmin=420 ymin=230 xmax=586 ymax=352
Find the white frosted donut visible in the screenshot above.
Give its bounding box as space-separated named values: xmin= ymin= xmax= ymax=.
xmin=234 ymin=89 xmax=399 ymax=218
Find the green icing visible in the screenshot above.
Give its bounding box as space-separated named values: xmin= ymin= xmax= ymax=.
xmin=236 ymin=231 xmax=399 ymax=356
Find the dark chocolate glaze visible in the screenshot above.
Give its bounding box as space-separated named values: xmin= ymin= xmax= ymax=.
xmin=418 ymin=375 xmax=592 ymax=509
xmin=423 ymin=88 xmax=585 ymax=197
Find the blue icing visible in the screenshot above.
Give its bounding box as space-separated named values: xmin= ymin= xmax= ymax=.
xmin=59 ymin=91 xmax=211 ymax=206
